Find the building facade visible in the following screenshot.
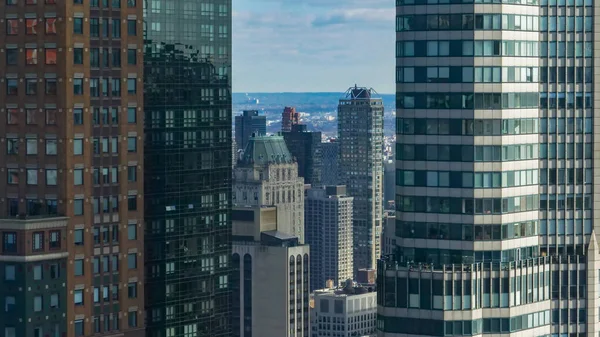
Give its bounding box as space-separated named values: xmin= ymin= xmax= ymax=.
xmin=235 ymin=110 xmax=267 ymax=152
xmin=338 ymin=86 xmax=384 ymax=272
xmin=234 ymin=135 xmax=305 ymax=243
xmin=282 ymin=124 xmax=323 ymax=186
xmin=0 ymin=1 xmax=145 ymax=336
xmin=320 ymin=140 xmax=339 ymax=187
xmin=382 ymin=0 xmax=600 ymax=335
xmin=143 ymin=0 xmax=232 ymax=336
xmin=311 ymin=281 xmax=377 ymax=337
xmin=232 ymin=206 xmax=310 ymax=337
xmin=305 ymin=186 xmax=353 ymax=290
xmin=282 ymin=106 xmax=300 ymax=132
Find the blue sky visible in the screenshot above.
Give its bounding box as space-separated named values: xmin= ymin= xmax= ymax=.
xmin=232 ymin=0 xmax=395 ymax=93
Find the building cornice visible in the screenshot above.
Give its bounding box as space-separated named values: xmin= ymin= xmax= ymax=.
xmin=0 ymin=252 xmax=68 ymax=262
xmin=0 ymin=217 xmax=69 ymax=231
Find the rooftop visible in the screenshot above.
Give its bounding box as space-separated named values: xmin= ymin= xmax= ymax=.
xmin=239 ymin=134 xmax=295 ymax=166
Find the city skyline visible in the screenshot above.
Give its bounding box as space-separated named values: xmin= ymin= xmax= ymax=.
xmin=233 ymin=0 xmax=395 ymax=93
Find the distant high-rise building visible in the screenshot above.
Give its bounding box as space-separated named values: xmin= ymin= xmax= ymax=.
xmin=282 ymin=124 xmax=322 ymax=186
xmin=321 ymin=140 xmax=339 ymax=186
xmin=143 ymin=0 xmax=232 ymax=336
xmin=234 ymin=135 xmax=305 ymax=242
xmin=235 ymin=110 xmax=267 ymax=151
xmin=281 ymin=106 xmax=300 ymax=132
xmin=338 ymin=86 xmax=384 ymax=272
xmin=232 ymin=206 xmax=310 ymax=337
xmin=311 ymin=281 xmax=377 ymax=337
xmin=383 ymin=159 xmax=396 ymax=205
xmin=305 ymin=186 xmax=353 ymax=290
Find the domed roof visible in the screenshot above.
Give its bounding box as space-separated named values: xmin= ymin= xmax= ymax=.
xmin=239 ymin=134 xmax=294 ymax=166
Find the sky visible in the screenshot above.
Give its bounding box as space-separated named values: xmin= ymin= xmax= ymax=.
xmin=232 ymin=0 xmax=395 ymax=93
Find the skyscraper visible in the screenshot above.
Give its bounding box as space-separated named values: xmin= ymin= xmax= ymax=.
xmin=235 ymin=110 xmax=267 ymax=151
xmin=281 ymin=106 xmax=300 ymax=132
xmin=0 ymin=1 xmax=145 ymax=337
xmin=320 ymin=140 xmax=340 ymax=186
xmin=338 ymin=86 xmax=384 ymax=272
xmin=282 ymin=124 xmax=323 ymax=186
xmin=143 ymin=1 xmax=232 ymax=336
xmin=379 ymin=2 xmax=600 ymax=335
xmin=305 ymin=186 xmax=353 ymax=290
xmin=233 ymin=135 xmax=305 ymax=243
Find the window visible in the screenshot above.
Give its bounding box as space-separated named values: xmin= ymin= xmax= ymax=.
xmin=27 ymin=138 xmax=38 ymax=155
xmin=112 ymin=19 xmax=121 ymax=37
xmin=7 ymin=169 xmax=18 ymax=184
xmin=128 ymin=282 xmax=137 ymax=298
xmin=26 ymin=109 xmax=36 ymax=125
xmin=127 ymin=107 xmax=136 ymax=123
xmin=3 ymin=233 xmax=17 ymax=253
xmin=45 ymin=18 xmax=57 ymax=34
xmin=46 ymin=169 xmax=57 ymax=185
xmin=4 ymin=328 xmax=15 ymax=337
xmin=74 ymin=319 xmax=84 ymax=337
xmin=127 ymin=166 xmax=137 ymax=182
xmin=74 ymin=139 xmax=83 ymax=155
xmin=90 ymin=48 xmax=99 ymax=67
xmin=90 ymin=78 xmax=99 ymax=96
xmin=90 ymin=18 xmax=99 ymax=37
xmin=46 ymin=139 xmax=57 ymax=154
xmin=73 ymin=78 xmax=83 ymax=95
xmin=128 ymin=224 xmax=137 ymax=240
xmin=6 ymin=19 xmax=18 ymax=35
xmin=74 ymin=229 xmax=84 ymax=245
xmin=50 ymin=263 xmax=60 ymax=279
xmin=74 ymin=198 xmax=84 ymax=215
xmin=33 ymin=328 xmax=42 ymax=337
xmin=46 ymin=79 xmax=57 ymax=95
xmin=33 ymin=296 xmax=42 ymax=312
xmin=50 ymin=293 xmax=59 ymax=308
xmin=5 ymin=265 xmax=16 ymax=280
xmin=26 ymin=18 xmax=38 ymax=35
xmin=33 ymin=264 xmax=43 ymax=280
xmin=73 ymin=48 xmax=83 ymax=64
xmin=128 ymin=311 xmax=137 ymax=327
xmin=6 ymin=48 xmax=18 ymax=65
xmin=127 ymin=137 xmax=137 ymax=152
xmin=26 ymin=79 xmax=37 ymax=95
xmin=128 ymin=195 xmax=137 ymax=211
xmin=49 ymin=231 xmax=60 ymax=249
xmin=32 ymin=232 xmax=44 ymax=251
xmin=74 ymin=259 xmax=84 ymax=276
xmin=127 ymin=0 xmax=135 ymax=6
xmin=111 ymin=78 xmax=121 ymax=95
xmin=74 ymin=169 xmax=84 ymax=185
xmin=127 ymin=49 xmax=136 ymax=64
xmin=7 ymin=79 xmax=18 ymax=95
xmin=46 ymin=109 xmax=57 ymax=125
xmin=74 ymin=18 xmax=83 ymax=34
xmin=127 ymin=19 xmax=137 ymax=35
xmin=127 ymin=78 xmax=136 ymax=94
xmin=127 ymin=253 xmax=137 ymax=269
xmin=73 ymin=108 xmax=83 ymax=125
xmin=6 ymin=109 xmax=18 ymax=125
xmin=111 ymin=107 xmax=119 ymax=124
xmin=5 ymin=296 xmax=15 ymax=312
xmin=7 ymin=138 xmax=18 ymax=154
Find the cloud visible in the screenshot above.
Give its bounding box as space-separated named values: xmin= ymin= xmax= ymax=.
xmin=312 ymin=8 xmax=395 ymax=27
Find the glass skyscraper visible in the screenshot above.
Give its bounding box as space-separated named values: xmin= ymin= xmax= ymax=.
xmin=143 ymin=1 xmax=232 ymax=336
xmin=379 ymin=0 xmax=600 ymax=335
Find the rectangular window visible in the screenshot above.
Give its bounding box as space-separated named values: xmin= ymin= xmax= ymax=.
xmin=50 ymin=263 xmax=60 ymax=279
xmin=128 ymin=282 xmax=137 ymax=298
xmin=33 ymin=296 xmax=42 ymax=312
xmin=127 ymin=137 xmax=137 ymax=152
xmin=3 ymin=233 xmax=17 ymax=253
xmin=46 ymin=169 xmax=57 ymax=185
xmin=6 ymin=48 xmax=18 ymax=65
xmin=7 ymin=138 xmax=18 ymax=154
xmin=33 ymin=265 xmax=43 ymax=280
xmin=45 ymin=18 xmax=57 ymax=34
xmin=128 ymin=195 xmax=137 ymax=211
xmin=5 ymin=265 xmax=16 ymax=280
xmin=26 ymin=138 xmax=37 ymax=155
xmin=128 ymin=224 xmax=137 ymax=240
xmin=127 ymin=253 xmax=137 ymax=269
xmin=111 ymin=78 xmax=121 ymax=96
xmin=112 ymin=48 xmax=121 ymax=66
xmin=26 ymin=109 xmax=36 ymax=125
xmin=111 ymin=107 xmax=119 ymax=124
xmin=74 ymin=259 xmax=84 ymax=276
xmin=73 ymin=108 xmax=84 ymax=125
xmin=74 ymin=139 xmax=83 ymax=155
xmin=49 ymin=231 xmax=60 ymax=249
xmin=46 ymin=109 xmax=57 ymax=125
xmin=32 ymin=232 xmax=44 ymax=251
xmin=74 ymin=229 xmax=84 ymax=245
xmin=46 ymin=139 xmax=57 ymax=155
xmin=127 ymin=49 xmax=136 ymax=64
xmin=90 ymin=78 xmax=99 ymax=96
xmin=6 ymin=79 xmax=18 ymax=95
xmin=127 ymin=19 xmax=136 ymax=35
xmin=128 ymin=311 xmax=137 ymax=327
xmin=90 ymin=18 xmax=99 ymax=37
xmin=73 ymin=48 xmax=83 ymax=64
xmin=73 ymin=18 xmax=83 ymax=34
xmin=7 ymin=169 xmax=18 ymax=184
xmin=127 ymin=78 xmax=136 ymax=94
xmin=6 ymin=19 xmax=19 ymax=35
xmin=73 ymin=78 xmax=83 ymax=95
xmin=5 ymin=296 xmax=15 ymax=312
xmin=26 ymin=48 xmax=38 ymax=64
xmin=74 ymin=169 xmax=83 ymax=185
xmin=127 ymin=107 xmax=136 ymax=123
xmin=127 ymin=166 xmax=137 ymax=182
xmin=112 ymin=19 xmax=121 ymax=37
xmin=74 ymin=198 xmax=84 ymax=215
xmin=26 ymin=79 xmax=37 ymax=95
xmin=74 ymin=319 xmax=84 ymax=336
xmin=46 ymin=79 xmax=57 ymax=95
xmin=26 ymin=18 xmax=38 ymax=34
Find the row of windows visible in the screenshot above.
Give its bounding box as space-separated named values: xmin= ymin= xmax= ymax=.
xmin=397 ymin=169 xmax=539 ymax=188
xmin=539 ymin=142 xmax=594 ymax=160
xmin=2 ymin=231 xmax=60 ymax=253
xmin=6 ymin=0 xmax=136 ymax=6
xmin=540 ymin=15 xmax=593 ymax=32
xmin=397 ymin=40 xmax=592 ymax=58
xmin=445 ymin=310 xmax=552 ymax=336
xmin=4 ymin=107 xmax=136 ymax=126
xmin=3 ymin=77 xmax=139 ymax=96
xmin=396 ymin=0 xmax=591 ymax=6
xmin=4 ymin=47 xmax=137 ymax=67
xmin=397 ymin=40 xmax=542 ymax=57
xmin=397 ymin=92 xmax=539 ymax=109
xmin=397 ymin=66 xmax=539 ymax=83
xmin=396 ymin=220 xmax=539 ymax=241
xmin=539 ymin=92 xmax=594 ymax=109
xmin=396 ymin=14 xmax=539 ymax=32
xmin=3 ymin=136 xmax=138 ymax=156
xmin=4 ymin=17 xmax=56 ymax=35
xmin=73 ymin=253 xmax=137 ymax=278
xmin=540 ymin=168 xmax=593 ymax=185
xmin=399 ymin=245 xmax=539 ymax=265
xmin=540 ymin=66 xmax=593 ymax=84
xmin=397 ymin=118 xmax=540 ymax=136
xmin=397 ymin=194 xmax=540 ymax=214
xmin=397 ymin=144 xmax=539 ymax=162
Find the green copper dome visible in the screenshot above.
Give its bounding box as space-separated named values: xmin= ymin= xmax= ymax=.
xmin=239 ymin=134 xmax=294 ymax=166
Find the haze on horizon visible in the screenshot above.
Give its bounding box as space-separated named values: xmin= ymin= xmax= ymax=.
xmin=232 ymin=0 xmax=395 ymax=94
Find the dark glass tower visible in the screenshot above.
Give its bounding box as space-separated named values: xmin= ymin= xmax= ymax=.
xmin=143 ymin=1 xmax=232 ymax=337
